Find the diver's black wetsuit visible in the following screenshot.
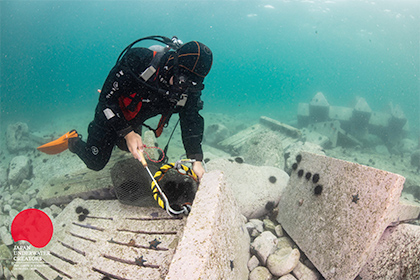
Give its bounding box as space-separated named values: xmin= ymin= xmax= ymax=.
xmin=70 ymin=47 xmax=204 ymax=171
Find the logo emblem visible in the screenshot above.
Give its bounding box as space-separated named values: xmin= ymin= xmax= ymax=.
xmin=11 ymin=209 xmax=53 ymax=248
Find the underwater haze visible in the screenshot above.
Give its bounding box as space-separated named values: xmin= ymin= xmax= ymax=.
xmin=1 ymin=0 xmax=419 ymax=135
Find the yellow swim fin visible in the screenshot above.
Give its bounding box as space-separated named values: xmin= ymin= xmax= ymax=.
xmin=37 ymin=130 xmax=78 ymax=155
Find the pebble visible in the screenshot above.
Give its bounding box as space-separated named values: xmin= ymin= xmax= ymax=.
xmin=22 ymin=194 xmax=30 ymax=203
xmin=267 ymin=247 xmax=300 ymax=277
xmin=276 ymin=236 xmax=294 ymax=250
xmin=275 ymin=224 xmax=284 ymax=237
xmin=279 ymin=274 xmax=297 ymax=280
xmin=0 ymin=244 xmax=12 ymax=260
xmin=245 ymin=221 xmax=256 ymax=235
xmin=9 ymin=209 xmax=19 ymax=220
xmin=250 ymin=219 xmax=264 ymax=233
xmin=251 ymin=231 xmax=278 ymax=265
xmin=248 ymin=255 xmax=260 ymax=272
xmin=249 ymin=266 xmax=273 ymax=280
xmin=0 ymin=226 xmax=14 ymax=246
xmin=50 ymin=204 xmax=63 ymax=217
xmin=11 ymin=192 xmax=22 ymax=200
xmin=293 ymin=261 xmax=319 ymax=280
xmin=3 ymin=204 xmax=11 ymax=213
xmin=263 ymin=218 xmax=276 ymax=232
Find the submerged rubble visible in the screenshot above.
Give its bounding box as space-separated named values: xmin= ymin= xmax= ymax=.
xmin=0 ymin=104 xmax=419 ymax=279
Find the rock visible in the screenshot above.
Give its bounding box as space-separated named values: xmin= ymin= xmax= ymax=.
xmin=207 ymin=159 xmax=289 ymax=219
xmin=22 ymin=194 xmax=30 ymax=203
xmin=266 ymin=247 xmax=300 ymax=277
xmin=375 ymin=145 xmax=390 ymax=155
xmin=0 ymin=244 xmax=12 ymax=261
xmin=11 ymin=192 xmax=22 ymax=200
xmin=5 ymin=122 xmax=40 ymax=153
xmin=251 ymin=231 xmax=278 ymax=265
xmin=250 ymin=219 xmax=264 ymax=233
xmin=275 ymin=224 xmax=284 ymax=237
xmin=8 ymin=156 xmax=31 ymax=185
xmin=392 ymin=138 xmax=417 ymax=154
xmin=26 ymin=198 xmax=38 ymax=208
xmin=3 ymin=266 xmax=11 ymax=280
xmin=279 ymin=274 xmax=298 ymax=280
xmin=263 ymin=219 xmax=276 ymax=232
xmin=276 ymin=236 xmax=294 ymax=250
xmin=248 ymin=255 xmax=260 ymax=272
xmin=292 ymin=261 xmax=319 ymax=280
xmin=3 ymin=204 xmax=12 ymax=213
xmin=411 ymin=150 xmax=420 ymax=168
xmin=245 ymin=222 xmax=256 ymax=235
xmin=0 ymin=166 xmax=8 ymax=187
xmin=249 ymin=266 xmax=273 ymax=280
xmin=242 ymin=130 xmax=286 ymax=169
xmin=0 ymin=226 xmax=14 ymax=246
xmin=8 ymin=209 xmax=19 ymax=220
xmin=204 ymin=123 xmax=230 ymax=147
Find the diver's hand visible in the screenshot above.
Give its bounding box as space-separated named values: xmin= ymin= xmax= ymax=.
xmin=192 ymin=161 xmax=205 ymax=181
xmin=124 ymin=131 xmax=144 ymax=161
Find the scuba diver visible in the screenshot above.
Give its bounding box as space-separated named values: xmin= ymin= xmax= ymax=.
xmin=38 ymin=36 xmax=213 ymax=180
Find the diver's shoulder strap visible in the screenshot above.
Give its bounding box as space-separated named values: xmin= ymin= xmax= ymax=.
xmin=139 ymin=51 xmax=166 ymax=82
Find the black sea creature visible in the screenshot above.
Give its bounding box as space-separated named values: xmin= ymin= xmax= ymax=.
xmin=297 ymin=169 xmax=304 ymax=177
xmin=314 ymin=185 xmax=323 ymax=195
xmin=312 ymin=173 xmax=320 ymax=183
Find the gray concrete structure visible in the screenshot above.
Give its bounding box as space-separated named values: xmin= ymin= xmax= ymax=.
xmin=277 ymin=151 xmax=419 ymax=280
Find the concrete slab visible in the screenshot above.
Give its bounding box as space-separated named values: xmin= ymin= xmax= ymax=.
xmin=259 ymin=116 xmax=302 ymax=139
xmin=13 ymin=198 xmax=186 ymax=279
xmin=36 ymin=150 xmax=131 ymax=206
xmin=359 ymin=224 xmax=420 ymax=279
xmin=277 ymin=152 xmax=412 ymax=280
xmin=166 ymin=171 xmax=250 ymax=280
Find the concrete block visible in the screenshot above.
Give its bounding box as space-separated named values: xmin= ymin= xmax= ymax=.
xmin=305 ymin=121 xmax=361 ymax=148
xmin=309 ymin=92 xmax=330 ymax=122
xmin=13 ymin=199 xmax=186 ymax=279
xmin=277 ymin=152 xmax=410 ymax=280
xmin=329 ymin=106 xmax=353 ymax=122
xmin=351 ymin=98 xmax=372 ymax=138
xmin=166 ymin=171 xmax=250 ymax=280
xmin=260 ymin=116 xmax=302 ymax=139
xmin=218 ymin=122 xmax=298 ymax=159
xmin=297 ymin=103 xmax=310 ymax=128
xmin=207 ymin=159 xmax=289 ymax=219
xmin=218 ymin=124 xmax=263 ymax=154
xmin=36 ymin=166 xmax=116 ymax=207
xmin=359 ymin=224 xmax=420 ymax=280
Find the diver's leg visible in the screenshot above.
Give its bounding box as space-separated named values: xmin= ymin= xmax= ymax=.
xmin=68 ymin=121 xmax=116 ymax=171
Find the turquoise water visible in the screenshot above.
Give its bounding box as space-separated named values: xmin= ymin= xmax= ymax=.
xmin=1 ymin=0 xmax=419 ymax=134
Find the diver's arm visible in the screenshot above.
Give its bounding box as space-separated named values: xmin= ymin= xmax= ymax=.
xmin=179 ymin=91 xmax=204 ymax=161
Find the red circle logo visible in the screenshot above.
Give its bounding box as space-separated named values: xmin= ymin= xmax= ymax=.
xmin=11 ymin=209 xmax=53 ymax=248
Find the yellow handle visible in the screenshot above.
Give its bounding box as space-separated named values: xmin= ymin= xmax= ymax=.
xmin=137 ymin=149 xmax=148 ymax=167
